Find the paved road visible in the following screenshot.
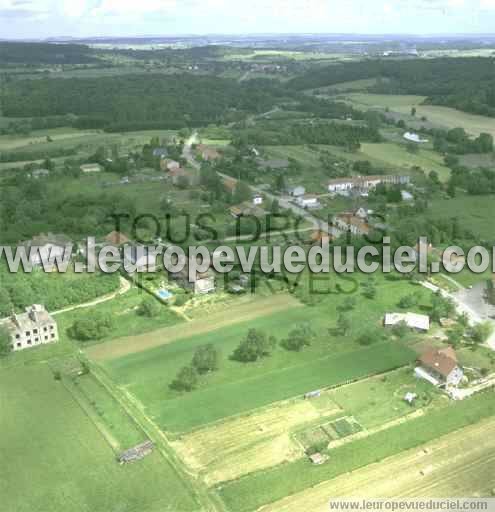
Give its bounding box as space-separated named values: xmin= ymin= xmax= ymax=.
xmin=216 ymin=171 xmax=343 ymax=238
xmin=422 ymin=280 xmax=495 ymax=351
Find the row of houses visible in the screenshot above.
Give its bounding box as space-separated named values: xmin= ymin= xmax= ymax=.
xmin=327 ymin=174 xmax=410 ymax=195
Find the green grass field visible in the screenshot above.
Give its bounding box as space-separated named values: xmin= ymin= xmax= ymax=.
xmin=0 ymin=365 xmax=200 ymax=512
xmin=346 ymin=93 xmax=495 ymax=138
xmin=359 ymin=142 xmax=450 ymax=181
xmin=104 ymin=275 xmax=430 ymax=433
xmin=218 ymin=391 xmax=495 ymax=512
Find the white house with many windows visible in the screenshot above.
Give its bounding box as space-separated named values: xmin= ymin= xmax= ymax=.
xmin=1 ymin=305 xmax=58 ymax=351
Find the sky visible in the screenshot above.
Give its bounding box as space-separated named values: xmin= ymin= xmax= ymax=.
xmin=1 ymin=0 xmax=495 ymax=39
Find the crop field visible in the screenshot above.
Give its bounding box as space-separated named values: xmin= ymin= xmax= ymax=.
xmin=346 ymin=93 xmax=495 ymax=138
xmin=0 ymin=365 xmax=200 ymax=512
xmin=359 ymin=142 xmax=450 ymax=181
xmin=261 ymin=416 xmax=495 ymax=512
xmin=217 ymin=391 xmax=495 ymax=512
xmin=171 ymin=394 xmax=341 ymax=486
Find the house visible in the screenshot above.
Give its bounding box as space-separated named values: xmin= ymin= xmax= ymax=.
xmin=256 ymin=157 xmax=289 ymax=170
xmin=252 ymin=194 xmax=263 ymax=206
xmin=223 ymin=176 xmax=238 ymax=195
xmin=309 ymin=453 xmax=327 ymax=465
xmin=80 ymin=163 xmax=103 ymax=174
xmin=160 ymin=159 xmax=181 ymax=172
xmin=1 ymin=305 xmax=58 ymax=351
xmin=105 ymin=231 xmax=130 ymax=246
xmin=31 ymin=168 xmax=50 ymax=179
xmin=19 ymin=233 xmax=72 ymax=271
xmin=310 ymin=231 xmax=332 ymax=245
xmin=169 ymin=167 xmax=196 ymax=187
xmin=197 ymin=144 xmax=221 ymax=161
xmin=296 ymin=194 xmax=321 ymax=209
xmin=404 ymin=392 xmax=418 ymax=405
xmin=384 ymin=312 xmax=430 ymax=332
xmin=230 ymin=202 xmax=266 ymax=218
xmin=288 ymin=186 xmax=306 ymax=197
xmin=169 ymin=265 xmax=216 ymax=294
xmin=334 ymin=213 xmax=370 ymax=236
xmin=123 ymin=245 xmax=158 ymax=273
xmin=401 ymin=190 xmax=414 ymax=201
xmin=403 ymin=132 xmax=428 ymax=144
xmin=415 ymin=346 xmax=464 ymax=388
xmin=327 ymin=175 xmax=410 ymax=195
xmin=152 ymin=147 xmax=168 ymax=158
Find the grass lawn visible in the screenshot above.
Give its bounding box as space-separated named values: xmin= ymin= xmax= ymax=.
xmin=217 ymin=391 xmax=495 ymax=512
xmin=103 ymin=274 xmax=431 ymax=433
xmin=0 ymin=365 xmax=200 ymax=512
xmin=330 ymin=368 xmax=440 ymax=429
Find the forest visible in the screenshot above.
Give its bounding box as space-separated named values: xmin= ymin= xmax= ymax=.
xmin=0 ymin=42 xmax=97 ymax=64
xmin=289 ymin=58 xmax=495 ymax=117
xmin=2 ymin=75 xmax=287 ymax=131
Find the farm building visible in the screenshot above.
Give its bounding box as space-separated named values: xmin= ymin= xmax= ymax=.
xmin=384 ymin=312 xmax=430 ymax=332
xmin=256 ymin=157 xmax=290 ymax=170
xmin=30 ymin=168 xmax=50 ymax=179
xmin=230 ymin=202 xmax=266 ymax=218
xmin=169 ymin=167 xmax=196 ymax=187
xmin=288 ymin=186 xmax=306 ymax=197
xmin=415 ymin=346 xmax=464 ymax=388
xmin=80 ymin=163 xmax=103 ymax=173
xmin=1 ymin=305 xmax=58 ymax=352
xmin=296 ymin=194 xmax=321 ymax=209
xmin=403 ymin=132 xmax=428 ymax=144
xmin=327 ymin=175 xmax=410 ymax=195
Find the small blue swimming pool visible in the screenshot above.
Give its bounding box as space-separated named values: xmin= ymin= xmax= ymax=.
xmin=157 ymin=289 xmax=173 ymax=300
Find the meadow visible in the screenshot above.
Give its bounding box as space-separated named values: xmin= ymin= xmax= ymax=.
xmin=0 ymin=365 xmax=200 ymax=512
xmin=345 ymin=93 xmax=495 ymax=138
xmin=102 ymin=274 xmax=432 ymax=433
xmin=359 ymin=142 xmax=450 ymax=181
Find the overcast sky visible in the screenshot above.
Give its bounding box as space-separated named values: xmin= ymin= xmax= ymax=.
xmin=1 ymin=0 xmax=495 ymax=39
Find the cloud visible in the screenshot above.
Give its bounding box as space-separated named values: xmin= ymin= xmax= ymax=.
xmin=0 ymin=0 xmax=49 ymax=18
xmin=91 ymin=0 xmax=177 ymax=16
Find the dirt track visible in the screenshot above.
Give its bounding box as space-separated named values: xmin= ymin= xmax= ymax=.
xmin=86 ymin=294 xmax=302 ymax=362
xmin=261 ymin=417 xmax=495 ymax=512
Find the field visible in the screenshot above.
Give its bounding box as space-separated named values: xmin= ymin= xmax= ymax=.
xmin=97 ymin=273 xmax=433 ymax=434
xmin=217 ymin=391 xmax=495 ymax=512
xmin=171 ymin=394 xmax=341 ymax=485
xmin=86 ymin=293 xmax=303 ymax=361
xmin=0 ymin=365 xmax=200 ymax=512
xmin=359 ymin=142 xmax=450 ymax=181
xmin=261 ymin=416 xmax=495 ymax=512
xmin=427 ymin=194 xmax=495 ymax=241
xmin=345 ymin=93 xmax=495 ymax=138
xmin=56 ymin=287 xmax=183 ymax=345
